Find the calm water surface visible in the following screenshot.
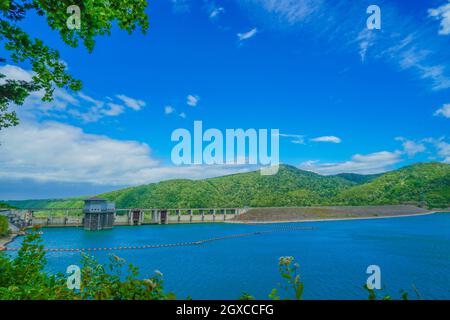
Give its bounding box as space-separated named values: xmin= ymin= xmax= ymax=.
xmin=7 ymin=213 xmax=450 ymax=299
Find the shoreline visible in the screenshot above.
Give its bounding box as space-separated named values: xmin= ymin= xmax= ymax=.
xmin=227 ymin=211 xmax=439 ymax=225
xmin=0 ymin=233 xmax=19 ymax=250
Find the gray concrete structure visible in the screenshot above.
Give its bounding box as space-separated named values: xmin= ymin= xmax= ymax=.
xmin=83 ymin=198 xmax=115 ymax=231
xmin=12 ymin=207 xmax=246 ymax=228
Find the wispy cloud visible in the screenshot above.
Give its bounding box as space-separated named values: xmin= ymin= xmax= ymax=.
xmin=238 ymin=0 xmax=450 ymax=91
xmin=311 ymin=136 xmax=342 ymax=144
xmin=357 ymin=29 xmax=376 ymax=62
xmin=187 ymin=94 xmax=200 ymax=107
xmin=381 ymin=34 xmax=450 ymax=90
xmin=429 ymin=1 xmax=450 ymax=35
xmin=206 ymin=1 xmax=225 ymax=20
xmin=299 ymin=151 xmax=402 ymax=175
xmin=237 ymin=28 xmax=258 ymax=42
xmin=434 ymin=103 xmax=450 ymax=118
xmin=0 ymin=65 xmax=145 ymax=123
xmin=436 ymin=140 xmax=450 ymax=163
xmin=164 ymin=105 xmax=187 ymax=119
xmin=278 ymin=133 xmax=305 ymax=144
xmin=164 ymin=105 xmax=175 ymax=114
xmin=116 ymin=94 xmax=146 ymax=111
xmin=299 ymin=135 xmax=449 ymax=175
xmin=395 ymin=137 xmax=426 ymax=157
xmin=240 ymin=0 xmax=321 ymax=26
xmin=421 ymin=137 xmax=450 ymax=163
xmin=279 ymin=133 xmax=342 ymax=144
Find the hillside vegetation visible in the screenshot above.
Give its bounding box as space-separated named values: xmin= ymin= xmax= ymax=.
xmin=0 ymin=202 xmax=11 ymax=209
xmin=0 ymin=216 xmax=8 ymax=237
xmin=334 ymin=163 xmax=450 ymax=208
xmin=5 ymin=163 xmax=450 ymax=209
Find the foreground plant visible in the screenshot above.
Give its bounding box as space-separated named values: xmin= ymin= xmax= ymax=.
xmin=0 ymin=228 xmax=173 ymax=300
xmin=0 ymin=229 xmax=75 ymax=299
xmin=269 ymin=256 xmax=304 ymax=300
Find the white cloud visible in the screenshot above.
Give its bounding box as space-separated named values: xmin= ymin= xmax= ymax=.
xmin=237 ymin=28 xmax=258 ymax=42
xmin=311 ymin=136 xmax=342 ymax=144
xmin=278 ymin=133 xmax=305 ymax=144
xmin=103 ymin=103 xmax=125 ymax=116
xmin=208 ymin=3 xmax=225 ymax=19
xmin=241 ymin=0 xmax=321 ymax=26
xmin=434 ymin=103 xmax=450 ymax=118
xmin=187 ymin=94 xmax=200 ymax=107
xmin=78 ymin=92 xmax=103 ymax=107
xmin=436 ymin=140 xmax=450 ymax=163
xmin=0 ymin=65 xmax=144 ymax=122
xmin=116 ymin=94 xmax=146 ymax=111
xmin=395 ymin=137 xmax=426 ymax=157
xmin=429 ymin=1 xmax=450 ymax=35
xmin=378 ymin=33 xmax=450 ymax=91
xmin=357 ymin=29 xmax=376 ymax=62
xmin=0 ymin=121 xmax=253 ymax=186
xmin=279 ymin=133 xmax=341 ymax=144
xmin=164 ymin=105 xmax=175 ymax=114
xmin=0 ymin=64 xmax=34 ymax=82
xmin=299 ymin=151 xmax=402 ymax=175
xmin=179 ymin=112 xmax=187 ymax=118
xmin=424 ymin=137 xmax=450 ymax=163
xmin=238 ymin=1 xmax=450 ymax=91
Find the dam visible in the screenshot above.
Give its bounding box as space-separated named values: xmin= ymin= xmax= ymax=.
xmin=9 ymin=205 xmax=245 ymax=229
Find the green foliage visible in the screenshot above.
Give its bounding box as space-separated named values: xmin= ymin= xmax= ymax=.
xmin=8 ymin=163 xmax=449 ymax=211
xmin=0 ymin=228 xmax=76 ymax=299
xmin=0 ymin=0 xmax=149 ymax=129
xmin=0 ymin=229 xmax=174 ymax=300
xmin=78 ymin=254 xmax=175 ymax=300
xmin=99 ymin=164 xmax=354 ymax=208
xmin=363 ymin=284 xmax=411 ymax=300
xmin=268 ymin=256 xmax=303 ymax=300
xmin=0 ymin=201 xmax=11 ymax=208
xmin=6 ymin=198 xmax=84 ymax=209
xmin=334 ymin=163 xmax=450 ymax=208
xmin=238 ymin=292 xmax=256 ymax=300
xmin=0 ymin=215 xmax=8 ymax=236
xmin=335 ymin=173 xmax=381 ymax=184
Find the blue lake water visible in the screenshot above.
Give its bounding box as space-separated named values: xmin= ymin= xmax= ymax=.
xmin=6 ymin=213 xmax=450 ymax=300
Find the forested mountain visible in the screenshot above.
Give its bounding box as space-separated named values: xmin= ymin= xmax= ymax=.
xmin=334 ymin=163 xmax=450 ymax=208
xmin=5 ymin=163 xmax=450 ymax=209
xmin=335 ymin=173 xmax=381 ymax=184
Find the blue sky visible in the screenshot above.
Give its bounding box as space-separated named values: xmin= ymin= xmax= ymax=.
xmin=0 ymin=0 xmax=449 ymax=199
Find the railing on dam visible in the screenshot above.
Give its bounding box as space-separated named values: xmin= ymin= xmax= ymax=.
xmin=10 ymin=207 xmax=248 ymax=227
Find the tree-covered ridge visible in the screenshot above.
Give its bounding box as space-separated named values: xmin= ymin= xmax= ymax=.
xmin=5 ymin=163 xmax=450 ymax=209
xmin=335 ymin=173 xmax=382 ymax=184
xmin=0 ymin=215 xmax=8 ymax=237
xmin=0 ymin=202 xmax=11 ymax=208
xmin=334 ymin=162 xmax=450 ymax=208
xmin=94 ymin=164 xmax=352 ymax=208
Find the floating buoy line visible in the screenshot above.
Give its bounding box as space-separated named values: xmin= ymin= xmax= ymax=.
xmin=3 ymin=226 xmax=314 ymax=252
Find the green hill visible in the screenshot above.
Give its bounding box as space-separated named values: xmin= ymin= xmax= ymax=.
xmin=0 ymin=202 xmax=11 ymax=209
xmin=99 ymin=164 xmax=353 ymax=208
xmin=335 ymin=173 xmax=381 ymax=184
xmin=334 ymin=163 xmax=450 ymax=208
xmin=5 ymin=162 xmax=450 ymax=210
